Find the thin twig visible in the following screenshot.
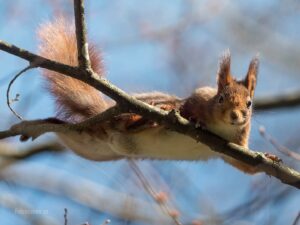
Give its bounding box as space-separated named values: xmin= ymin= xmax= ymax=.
xmin=64 ymin=208 xmax=68 ymax=225
xmin=259 ymin=126 xmax=300 ymax=161
xmin=128 ymin=159 xmax=182 ymax=225
xmin=292 ymin=212 xmax=300 ymax=225
xmin=6 ymin=65 xmax=33 ymax=120
xmin=73 ymin=0 xmax=91 ymax=70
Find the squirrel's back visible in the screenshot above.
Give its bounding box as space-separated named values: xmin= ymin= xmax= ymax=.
xmin=38 ymin=18 xmax=107 ymax=122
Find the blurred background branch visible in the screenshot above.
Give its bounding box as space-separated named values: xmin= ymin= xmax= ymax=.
xmin=254 ymin=91 xmax=300 ymax=111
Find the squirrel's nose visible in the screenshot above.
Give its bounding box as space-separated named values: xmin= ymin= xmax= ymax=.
xmin=230 ymin=111 xmax=239 ymax=121
xmin=241 ymin=110 xmax=248 ymax=118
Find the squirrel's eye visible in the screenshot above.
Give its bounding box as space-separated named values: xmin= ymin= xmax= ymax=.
xmin=246 ymin=100 xmax=252 ymax=108
xmin=218 ymin=95 xmax=224 ymax=104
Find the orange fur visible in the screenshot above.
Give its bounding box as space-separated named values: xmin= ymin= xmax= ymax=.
xmin=180 ymin=51 xmax=258 ymax=147
xmin=37 ymin=20 xmax=265 ymax=173
xmin=38 ymin=17 xmax=107 ymax=122
xmin=180 ymin=51 xmax=259 ymax=173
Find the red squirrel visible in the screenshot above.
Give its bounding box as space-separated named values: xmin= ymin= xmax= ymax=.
xmin=38 ymin=18 xmax=261 ymax=173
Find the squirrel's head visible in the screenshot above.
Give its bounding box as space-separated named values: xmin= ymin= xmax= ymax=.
xmin=214 ymin=50 xmax=259 ymax=126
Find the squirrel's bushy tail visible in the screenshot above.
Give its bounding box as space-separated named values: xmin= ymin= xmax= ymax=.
xmin=38 ymin=18 xmax=107 ymax=122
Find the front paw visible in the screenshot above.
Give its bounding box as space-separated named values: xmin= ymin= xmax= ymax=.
xmin=264 ymin=152 xmax=282 ymax=163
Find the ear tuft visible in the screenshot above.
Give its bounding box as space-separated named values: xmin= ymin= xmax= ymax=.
xmin=217 ymin=49 xmax=232 ymax=91
xmin=244 ymin=54 xmax=259 ymax=98
xmin=249 ymin=54 xmax=259 ymax=72
xmin=219 ymin=49 xmax=231 ymax=64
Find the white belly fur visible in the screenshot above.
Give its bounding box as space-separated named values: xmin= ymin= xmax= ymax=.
xmin=108 ymin=127 xmax=221 ymax=160
xmin=57 ymin=127 xmax=221 ymax=161
xmin=57 ymin=132 xmax=120 ymax=161
xmin=207 ymin=122 xmax=238 ymax=143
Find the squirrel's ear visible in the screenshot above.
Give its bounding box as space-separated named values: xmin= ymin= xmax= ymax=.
xmin=217 ymin=49 xmax=232 ymax=91
xmin=244 ymin=55 xmax=259 ymax=98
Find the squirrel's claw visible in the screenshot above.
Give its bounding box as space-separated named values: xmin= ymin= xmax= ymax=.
xmin=193 ymin=119 xmax=207 ymax=130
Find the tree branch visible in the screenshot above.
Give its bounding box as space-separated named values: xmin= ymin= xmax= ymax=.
xmin=0 ymin=39 xmax=300 ymax=189
xmin=0 ymin=105 xmax=122 ymax=140
xmin=0 ymin=40 xmax=79 ymax=76
xmin=0 ymin=141 xmax=64 ymax=160
xmin=254 ymin=91 xmax=300 ymax=110
xmin=0 ymin=0 xmax=300 ymax=188
xmin=0 ymin=192 xmax=58 ymax=225
xmin=73 ymin=0 xmax=91 ymax=70
xmin=259 ymin=126 xmax=300 ymax=161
